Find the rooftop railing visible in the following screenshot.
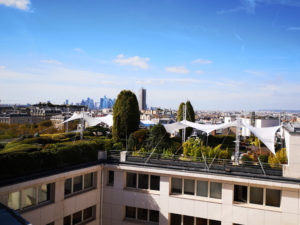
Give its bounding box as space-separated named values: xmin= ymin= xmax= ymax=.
xmin=107 ymin=150 xmax=283 ymax=177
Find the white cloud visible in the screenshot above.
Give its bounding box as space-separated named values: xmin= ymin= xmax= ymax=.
xmin=0 ymin=0 xmax=30 ymax=10
xmin=244 ymin=70 xmax=266 ymax=76
xmin=165 ymin=66 xmax=189 ymax=74
xmin=287 ymin=27 xmax=300 ymax=31
xmin=73 ymin=48 xmax=85 ymax=53
xmin=114 ymin=54 xmax=150 ymax=70
xmin=40 ymin=60 xmax=62 ymax=65
xmin=192 ymin=58 xmax=212 ymax=64
xmin=0 ymin=65 xmax=6 ymax=70
xmin=195 ymin=70 xmax=204 ymax=75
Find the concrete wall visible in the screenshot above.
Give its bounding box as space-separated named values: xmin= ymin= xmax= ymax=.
xmin=0 ymin=165 xmax=102 ymax=225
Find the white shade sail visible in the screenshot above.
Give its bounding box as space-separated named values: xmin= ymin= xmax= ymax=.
xmin=163 ymin=122 xmax=188 ymax=133
xmin=164 ymin=119 xmax=280 ymax=155
xmin=241 ymin=121 xmax=281 ymax=155
xmin=63 ymin=112 xmax=113 ymax=127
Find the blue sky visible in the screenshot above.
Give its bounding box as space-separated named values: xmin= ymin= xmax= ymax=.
xmin=0 ymin=0 xmax=300 ymax=110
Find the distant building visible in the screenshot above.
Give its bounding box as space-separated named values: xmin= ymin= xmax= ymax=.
xmin=138 ymin=88 xmax=147 ymax=111
xmin=99 ymin=96 xmax=115 ymax=109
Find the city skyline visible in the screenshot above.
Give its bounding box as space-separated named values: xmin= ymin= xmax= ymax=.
xmin=1 ymin=0 xmax=300 ymax=110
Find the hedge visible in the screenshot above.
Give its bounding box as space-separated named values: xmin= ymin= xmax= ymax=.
xmin=0 ymin=140 xmax=109 ymax=179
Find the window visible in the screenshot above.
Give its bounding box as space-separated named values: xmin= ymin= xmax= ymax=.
xmin=64 ymin=178 xmax=72 ymax=195
xmin=126 ymin=173 xmax=137 ymax=188
xmin=250 ymin=187 xmax=263 ymax=205
xmin=266 ymin=189 xmax=281 ymax=207
xmin=149 ymin=210 xmax=159 ymax=223
xmin=171 ymin=178 xmax=182 ymax=194
xmin=150 ymin=175 xmax=160 ymax=190
xmin=84 ymin=173 xmax=94 ymax=189
xmin=138 ymin=174 xmax=149 ymax=189
xmin=209 ymin=220 xmax=221 ymax=225
xmin=137 ymin=208 xmax=148 ymax=221
xmin=73 ymin=176 xmax=83 ymax=192
xmin=170 ymin=213 xmax=181 ymax=225
xmin=197 ymin=180 xmax=208 ymax=197
xmin=8 ymin=191 xmax=20 ymax=210
xmin=125 ymin=206 xmax=136 ymax=219
xmin=196 ymin=218 xmax=208 ymax=225
xmin=38 ymin=184 xmax=51 ymax=204
xmin=65 ymin=173 xmax=96 ymax=197
xmin=234 ymin=185 xmax=247 ymax=203
xmin=125 ymin=206 xmax=159 ymax=223
xmin=108 ymin=170 xmax=114 ymax=186
xmin=72 ymin=211 xmax=82 ymax=224
xmin=183 ymin=215 xmax=194 ymax=225
xmin=184 ymin=179 xmax=195 ymax=195
xmin=64 ymin=206 xmax=96 ymax=225
xmin=21 ymin=187 xmax=36 ymax=208
xmin=83 ymin=206 xmax=94 ymax=220
xmin=63 ymin=216 xmax=71 ymax=225
xmin=210 ymin=182 xmax=222 ymax=199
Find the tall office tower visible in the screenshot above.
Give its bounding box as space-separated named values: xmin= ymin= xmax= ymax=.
xmin=138 ymin=88 xmax=147 ymax=111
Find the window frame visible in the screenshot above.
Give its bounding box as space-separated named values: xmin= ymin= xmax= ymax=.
xmin=8 ymin=183 xmax=54 ymax=212
xmin=124 ymin=206 xmax=159 ymax=224
xmin=64 ymin=172 xmax=96 ymax=198
xmin=232 ymin=184 xmax=282 ymax=208
xmin=125 ymin=172 xmax=160 ymax=192
xmin=63 ymin=205 xmax=96 ymax=225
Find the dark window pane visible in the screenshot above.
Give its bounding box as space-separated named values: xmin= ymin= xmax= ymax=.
xmin=196 ymin=217 xmax=208 ymax=225
xmin=266 ymin=189 xmax=281 ymax=207
xmin=210 ymin=182 xmax=222 ymax=199
xmin=72 ymin=211 xmax=82 ymax=224
xmin=250 ymin=187 xmax=263 ymax=205
xmin=63 ymin=216 xmax=71 ymax=225
xmin=149 ymin=210 xmax=159 ymax=223
xmin=171 ymin=213 xmax=181 ymax=225
xmin=171 ymin=178 xmax=182 ymax=194
xmin=108 ymin=171 xmax=114 ymax=186
xmin=83 ymin=206 xmax=94 ymax=220
xmin=138 ymin=174 xmax=149 ymax=189
xmin=183 ymin=215 xmax=194 ymax=225
xmin=150 ymin=175 xmax=160 ymax=191
xmin=209 ymin=220 xmax=221 ymax=225
xmin=126 ymin=173 xmax=137 ymax=188
xmin=73 ymin=176 xmax=83 ymax=192
xmin=84 ymin=173 xmax=94 ymax=189
xmin=234 ymin=185 xmax=247 ymax=203
xmin=184 ymin=179 xmax=195 ymax=195
xmin=64 ymin=179 xmax=72 ymax=195
xmin=197 ymin=180 xmax=208 ymax=197
xmin=38 ymin=184 xmax=52 ymax=203
xmin=125 ymin=206 xmax=136 ymax=219
xmin=137 ymin=208 xmax=148 ymax=221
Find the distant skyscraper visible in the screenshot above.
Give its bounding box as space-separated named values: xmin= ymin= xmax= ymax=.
xmin=138 ymin=88 xmax=146 ymax=111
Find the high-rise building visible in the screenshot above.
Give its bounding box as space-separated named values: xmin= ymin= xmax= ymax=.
xmin=138 ymin=88 xmax=147 ymax=111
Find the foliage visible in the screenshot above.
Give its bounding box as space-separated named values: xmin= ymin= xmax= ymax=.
xmin=258 ymin=154 xmax=269 ymax=163
xmin=113 ymin=142 xmax=123 ymax=150
xmin=128 ymin=129 xmax=149 ymax=151
xmin=177 ymin=101 xmax=195 ymax=138
xmin=112 ymin=90 xmax=140 ymax=141
xmin=268 ymin=148 xmax=287 ymax=168
xmin=241 ymin=154 xmax=253 ymax=162
xmin=146 ymin=124 xmax=170 ymax=152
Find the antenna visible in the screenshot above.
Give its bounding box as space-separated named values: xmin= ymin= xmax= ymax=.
xmin=80 ymin=108 xmax=84 ymax=140
xmin=182 ymin=103 xmax=187 ymax=143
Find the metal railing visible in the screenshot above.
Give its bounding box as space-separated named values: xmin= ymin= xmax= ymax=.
xmin=107 ymin=150 xmax=283 ymax=177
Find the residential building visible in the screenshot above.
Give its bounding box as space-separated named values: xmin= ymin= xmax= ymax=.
xmin=1 ymin=125 xmax=300 ymax=225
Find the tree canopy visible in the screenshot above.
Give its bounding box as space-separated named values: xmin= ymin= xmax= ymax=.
xmin=177 ymin=100 xmax=195 ymax=138
xmin=112 ymin=90 xmax=140 ymax=141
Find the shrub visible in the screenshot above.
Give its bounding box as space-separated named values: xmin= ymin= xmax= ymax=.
xmin=113 ymin=142 xmax=123 ymax=150
xmin=258 ymin=154 xmax=269 ymax=163
xmin=241 ymin=154 xmax=252 ymax=162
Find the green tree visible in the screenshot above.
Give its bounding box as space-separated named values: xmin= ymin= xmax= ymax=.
xmin=177 ymin=101 xmax=195 ymax=138
xmin=112 ymin=90 xmax=140 ymax=141
xmin=146 ymin=124 xmax=170 ymax=152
